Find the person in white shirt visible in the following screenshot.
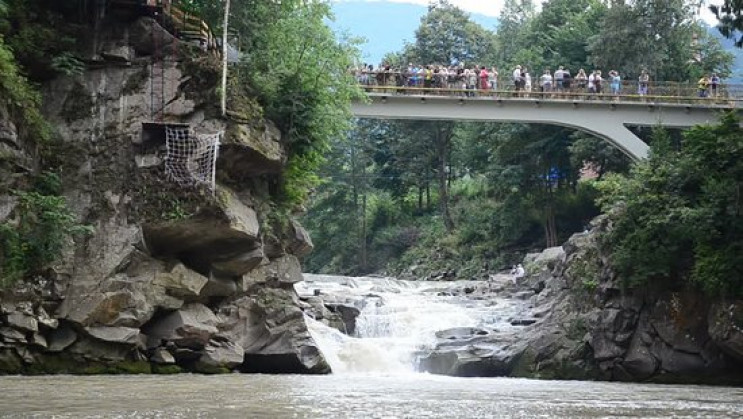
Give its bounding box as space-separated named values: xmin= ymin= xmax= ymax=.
xmin=513 ymin=65 xmax=523 ymax=94
xmin=540 ymin=69 xmax=553 ymax=96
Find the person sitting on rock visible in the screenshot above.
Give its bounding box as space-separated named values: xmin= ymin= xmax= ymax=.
xmin=514 ymin=264 xmax=525 ymax=279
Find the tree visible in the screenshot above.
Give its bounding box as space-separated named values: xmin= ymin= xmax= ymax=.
xmin=588 ymin=0 xmax=730 ymax=81
xmin=408 ymin=0 xmax=497 ymax=65
xmin=711 ymin=0 xmax=743 ymax=47
xmin=597 ymin=114 xmax=743 ymax=297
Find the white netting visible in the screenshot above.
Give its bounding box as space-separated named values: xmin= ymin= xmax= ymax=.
xmin=165 ymin=126 xmax=221 ymax=190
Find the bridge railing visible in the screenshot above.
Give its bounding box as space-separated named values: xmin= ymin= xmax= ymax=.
xmin=356 ymin=73 xmax=743 ymax=107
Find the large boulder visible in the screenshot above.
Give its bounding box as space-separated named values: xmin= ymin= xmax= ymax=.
xmin=57 ymin=271 xmax=182 ymax=328
xmin=218 ymin=120 xmax=286 ymax=177
xmin=86 ymin=326 xmax=141 ymax=345
xmin=217 ymin=289 xmax=330 ymax=374
xmin=287 ymin=220 xmax=314 ymax=257
xmin=153 ymin=263 xmax=209 ymax=298
xmin=708 ymin=302 xmax=743 ymax=362
xmin=144 ymin=187 xmax=262 ymax=276
xmin=195 ymin=338 xmax=244 ymax=372
xmin=145 ymin=303 xmax=219 ymax=349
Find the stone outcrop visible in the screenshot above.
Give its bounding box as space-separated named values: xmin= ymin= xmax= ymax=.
xmin=411 ymin=216 xmax=743 ymax=384
xmin=0 ymin=16 xmax=326 ymax=375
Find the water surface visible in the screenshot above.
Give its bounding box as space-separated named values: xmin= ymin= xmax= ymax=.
xmin=1 ymin=374 xmax=742 ymax=418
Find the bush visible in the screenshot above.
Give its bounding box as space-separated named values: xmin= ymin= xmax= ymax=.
xmin=597 ymin=115 xmax=743 ymax=297
xmin=0 ymin=173 xmax=93 ymax=288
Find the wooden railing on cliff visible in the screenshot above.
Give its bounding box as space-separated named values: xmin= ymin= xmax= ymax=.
xmin=110 ymin=0 xmax=218 ymax=53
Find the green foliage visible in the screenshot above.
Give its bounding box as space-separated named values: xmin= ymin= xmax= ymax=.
xmin=711 ymin=1 xmax=743 ymax=47
xmin=405 ymin=0 xmax=497 ymax=65
xmin=232 ymin=0 xmax=361 ymax=209
xmin=0 ymin=0 xmax=86 ymax=81
xmin=0 ymin=172 xmax=93 ymax=288
xmin=0 ymin=36 xmax=50 ymax=143
xmin=50 ymin=51 xmax=84 ymax=77
xmin=597 ymin=114 xmax=743 ymax=297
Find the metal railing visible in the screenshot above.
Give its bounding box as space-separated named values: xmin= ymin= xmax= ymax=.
xmin=356 ymin=73 xmax=743 ymax=107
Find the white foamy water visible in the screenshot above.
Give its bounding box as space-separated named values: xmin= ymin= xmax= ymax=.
xmin=297 ymin=273 xmax=526 ymax=374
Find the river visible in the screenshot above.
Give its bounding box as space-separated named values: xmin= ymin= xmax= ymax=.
xmin=1 ymin=374 xmax=742 ymax=417
xmin=1 ymin=274 xmax=742 ymax=417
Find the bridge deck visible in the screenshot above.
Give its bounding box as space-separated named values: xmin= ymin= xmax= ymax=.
xmin=352 ymin=87 xmax=741 ymax=160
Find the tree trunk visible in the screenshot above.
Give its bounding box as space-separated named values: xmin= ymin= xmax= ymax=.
xmin=360 ymin=193 xmax=367 ymax=271
xmin=426 ymin=179 xmax=431 ymax=210
xmin=418 ymin=186 xmax=423 ymax=212
xmin=435 ymin=123 xmax=455 ymax=233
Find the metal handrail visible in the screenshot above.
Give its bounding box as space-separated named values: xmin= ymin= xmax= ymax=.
xmin=359 ymin=85 xmax=742 ymax=107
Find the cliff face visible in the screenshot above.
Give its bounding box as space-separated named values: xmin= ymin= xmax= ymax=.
xmin=0 ymin=17 xmax=329 ymax=374
xmin=510 ymin=216 xmax=743 ymax=384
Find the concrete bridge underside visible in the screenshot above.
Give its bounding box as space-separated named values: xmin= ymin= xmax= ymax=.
xmin=351 ymin=94 xmax=739 ymax=160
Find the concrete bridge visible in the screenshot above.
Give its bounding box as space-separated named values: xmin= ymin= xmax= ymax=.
xmin=351 ymin=90 xmax=741 ymax=160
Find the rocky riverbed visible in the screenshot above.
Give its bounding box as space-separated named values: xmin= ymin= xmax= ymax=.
xmin=299 ymin=218 xmax=743 ymax=384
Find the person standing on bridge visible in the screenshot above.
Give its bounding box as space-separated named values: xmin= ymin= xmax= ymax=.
xmin=513 ymin=65 xmax=523 ymax=95
xmin=610 ymin=70 xmax=621 ymax=98
xmin=480 ymin=66 xmax=490 ymax=91
xmin=523 ymin=68 xmax=532 ymax=96
xmin=710 ymin=73 xmax=720 ymax=97
xmin=594 ymin=70 xmax=603 ymax=96
xmin=489 ymin=67 xmax=498 ymax=92
xmin=638 ymin=69 xmax=650 ymax=96
xmin=540 ymin=69 xmax=553 ymax=97
xmin=554 ymin=66 xmax=565 ymax=94
xmin=698 ymin=75 xmax=710 ymax=98
xmin=576 ymin=69 xmax=588 ymax=95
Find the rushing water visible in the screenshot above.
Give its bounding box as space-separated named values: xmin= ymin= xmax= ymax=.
xmin=297 ymin=273 xmax=529 ymax=374
xmin=2 ymin=274 xmax=742 ymax=418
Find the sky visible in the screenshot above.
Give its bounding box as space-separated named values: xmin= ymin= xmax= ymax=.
xmin=334 ymin=0 xmax=722 ymax=25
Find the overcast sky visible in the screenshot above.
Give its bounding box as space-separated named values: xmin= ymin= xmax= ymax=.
xmin=335 ymin=0 xmax=721 ymax=25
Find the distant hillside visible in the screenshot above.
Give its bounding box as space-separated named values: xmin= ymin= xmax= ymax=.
xmin=708 ymin=26 xmax=743 ymax=83
xmin=329 ymin=1 xmax=498 ymax=66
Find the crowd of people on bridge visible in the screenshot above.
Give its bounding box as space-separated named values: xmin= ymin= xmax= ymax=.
xmin=352 ymin=62 xmax=727 ymax=99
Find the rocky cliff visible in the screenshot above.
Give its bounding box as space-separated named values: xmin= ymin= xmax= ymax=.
xmin=414 ymin=216 xmax=743 ymax=384
xmin=0 ymin=16 xmax=329 ymax=375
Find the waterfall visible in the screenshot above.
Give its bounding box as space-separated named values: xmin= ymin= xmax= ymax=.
xmin=298 ymin=274 xmax=527 ymax=375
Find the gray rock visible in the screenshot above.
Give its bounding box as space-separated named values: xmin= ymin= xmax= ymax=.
xmin=287 ymin=220 xmax=314 ymax=257
xmin=150 ymin=347 xmax=176 ymax=364
xmin=708 ymin=302 xmax=743 ymax=362
xmin=36 ymin=307 xmax=59 ymax=330
xmin=0 ymin=196 xmax=17 ymax=223
xmin=211 ymin=248 xmax=265 ymax=277
xmin=324 ymin=303 xmax=361 ymax=335
xmin=135 ymin=154 xmax=162 ymax=168
xmin=153 ymin=263 xmax=209 ymax=298
xmin=86 ymin=326 xmax=141 ymax=345
xmin=218 ymin=290 xmax=329 ymax=374
xmin=47 ymin=326 xmax=77 ymax=352
xmin=6 ymin=312 xmax=38 ymax=333
xmin=130 ymin=17 xmax=182 ymax=56
xmin=0 ymin=327 xmax=26 ymax=343
xmin=200 ymin=273 xmax=238 ymax=298
xmin=146 ymin=303 xmax=219 ymax=349
xmin=30 ymin=333 xmax=48 ymax=349
xmin=68 ymin=336 xmax=130 ymax=362
xmin=621 ymin=333 xmax=658 ymax=379
xmin=196 ymin=339 xmax=244 ymax=371
xmin=435 ymin=327 xmax=489 ymax=340
xmin=649 ymin=297 xmax=707 ymax=354
xmin=101 ymin=44 xmax=134 ymax=62
xmin=219 ymin=120 xmax=287 ymax=177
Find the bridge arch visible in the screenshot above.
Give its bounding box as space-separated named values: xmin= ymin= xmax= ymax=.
xmin=351 ymin=93 xmax=737 ymax=160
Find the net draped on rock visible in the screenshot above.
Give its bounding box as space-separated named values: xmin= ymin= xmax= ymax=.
xmin=165 ymin=126 xmax=221 ymax=190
